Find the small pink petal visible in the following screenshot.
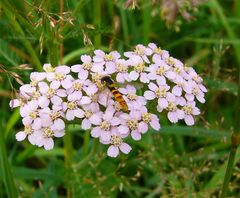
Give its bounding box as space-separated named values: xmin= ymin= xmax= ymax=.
xmin=91 ymin=127 xmax=101 ymax=138
xmin=100 ymin=132 xmax=111 ymax=141
xmin=71 ymin=64 xmax=82 ymax=72
xmin=158 ymin=98 xmax=168 ymax=108
xmin=129 ymin=71 xmax=139 ymax=81
xmin=117 ymin=125 xmax=129 ymax=135
xmin=138 ymin=122 xmax=148 ymax=133
xmin=51 ymin=96 xmax=62 ymax=105
xmin=185 ymin=115 xmax=194 ymax=126
xmin=16 ymin=131 xmax=26 ymax=141
xmin=54 ymin=119 xmax=65 ymax=130
xmin=150 ymin=119 xmax=160 ymax=131
xmin=131 ymin=131 xmax=141 ymax=140
xmin=172 ymin=86 xmax=182 ymax=96
xmin=66 ymin=110 xmax=75 ymax=120
xmin=61 ymin=78 xmax=72 ymax=89
xmin=107 ymin=145 xmax=119 ymax=158
xmin=43 ymin=138 xmax=54 ymax=150
xmin=167 ymin=112 xmax=178 ymax=123
xmin=119 ymin=143 xmax=132 ymax=154
xmin=140 ymin=73 xmax=149 ymax=83
xmin=74 ymin=108 xmax=84 ymax=118
xmin=89 ymin=114 xmax=102 ymax=125
xmin=50 ymin=81 xmax=61 ymax=89
xmin=82 ymin=119 xmax=91 ymax=129
xmin=148 ymin=82 xmax=158 ymax=91
xmin=144 ymin=91 xmax=156 ymax=100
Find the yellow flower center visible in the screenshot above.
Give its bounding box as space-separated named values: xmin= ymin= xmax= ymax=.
xmin=142 ymin=113 xmax=151 ymax=123
xmin=104 ymin=54 xmax=113 ymax=61
xmin=166 ymin=57 xmax=174 ymax=65
xmin=100 ymin=121 xmax=111 ymax=131
xmin=92 ymin=72 xmax=101 ymax=82
xmin=67 ymin=101 xmax=78 ymax=110
xmin=45 ymin=65 xmax=55 ymax=73
xmin=84 ymin=111 xmax=92 ymax=118
xmin=173 ymin=67 xmax=181 ymax=74
xmin=116 ymin=63 xmax=127 ymax=72
xmin=73 ymin=82 xmax=82 ymax=91
xmin=182 ymin=105 xmax=193 ymax=115
xmin=155 ymin=87 xmax=167 ymax=98
xmin=192 ymin=87 xmax=199 ymax=95
xmin=166 ymin=102 xmax=177 ymax=112
xmin=32 ymin=90 xmax=41 ymax=99
xmin=30 ymin=80 xmax=38 ymax=87
xmin=154 ymin=47 xmax=163 ymax=55
xmin=127 ymin=119 xmax=138 ymax=130
xmin=50 ymin=111 xmax=61 ymax=121
xmin=47 ymin=88 xmax=55 ymax=98
xmin=82 ymin=62 xmax=92 ymax=70
xmin=134 ymin=46 xmax=145 ymax=56
xmin=110 ymin=135 xmax=122 ymax=147
xmin=24 ymin=125 xmax=33 ymax=135
xmin=127 ymin=93 xmax=137 ymax=100
xmin=134 ymin=63 xmax=145 ymax=73
xmin=156 ymin=66 xmax=166 ymax=76
xmin=29 ymin=111 xmax=38 ymax=119
xmin=54 ymin=72 xmax=65 ymax=81
xmin=43 ymin=127 xmax=54 ymax=138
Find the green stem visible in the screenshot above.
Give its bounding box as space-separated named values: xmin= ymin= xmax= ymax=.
xmin=209 ymin=1 xmax=240 ymax=197
xmin=63 ymin=126 xmax=74 ymax=198
xmin=0 ymin=124 xmax=18 ymax=198
xmin=220 ymin=147 xmax=237 ymax=197
xmin=94 ymin=0 xmax=101 ymax=47
xmin=1 ymin=0 xmax=42 ymax=71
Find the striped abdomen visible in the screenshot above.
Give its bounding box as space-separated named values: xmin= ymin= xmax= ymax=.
xmin=108 ymin=84 xmax=128 ymax=112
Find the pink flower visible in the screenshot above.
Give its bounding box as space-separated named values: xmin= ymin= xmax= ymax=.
xmin=181 ymin=102 xmax=200 ymax=126
xmin=125 ymin=44 xmax=152 ymax=63
xmin=118 ymin=110 xmax=142 ymax=140
xmin=29 ymin=72 xmax=46 ymax=87
xmin=139 ymin=107 xmax=160 ymax=133
xmin=20 ymin=100 xmax=41 ymax=130
xmin=92 ymin=50 xmax=120 ymax=74
xmin=160 ymin=100 xmax=184 ymax=123
xmin=81 ymin=104 xmax=102 ymax=130
xmin=115 ymin=59 xmax=131 ymax=83
xmin=144 ymin=82 xmax=174 ymax=109
xmin=46 ymin=65 xmax=73 ymax=89
xmin=15 ymin=125 xmax=36 ymax=145
xmin=39 ymin=107 xmax=65 ymax=131
xmin=90 ymin=107 xmax=120 ymax=142
xmin=128 ymin=56 xmax=150 ymax=83
xmin=172 ymin=76 xmax=193 ymax=96
xmin=38 ymin=82 xmax=65 ymax=108
xmin=62 ymin=101 xmax=84 ymax=121
xmin=66 ymin=79 xmax=91 ymax=101
xmin=185 ymin=81 xmax=206 ymax=103
xmin=148 ymin=43 xmax=170 ymax=60
xmin=34 ymin=126 xmax=65 ymax=150
xmin=107 ymin=134 xmax=131 ymax=157
xmin=119 ymin=85 xmax=146 ymax=111
xmin=71 ymin=55 xmax=93 ymax=79
xmin=148 ymin=59 xmax=176 ymax=83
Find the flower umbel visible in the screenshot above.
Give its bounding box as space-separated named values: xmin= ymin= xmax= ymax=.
xmin=10 ymin=43 xmax=206 ymax=157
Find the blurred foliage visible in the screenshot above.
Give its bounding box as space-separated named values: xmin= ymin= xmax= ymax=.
xmin=0 ymin=0 xmax=240 ymax=197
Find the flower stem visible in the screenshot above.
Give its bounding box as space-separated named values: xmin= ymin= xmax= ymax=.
xmin=210 ymin=1 xmax=240 ymax=196
xmin=0 ymin=124 xmax=18 ymax=198
xmin=94 ymin=0 xmax=101 ymax=48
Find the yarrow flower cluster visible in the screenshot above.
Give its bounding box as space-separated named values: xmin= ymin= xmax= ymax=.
xmin=10 ymin=43 xmax=207 ymax=157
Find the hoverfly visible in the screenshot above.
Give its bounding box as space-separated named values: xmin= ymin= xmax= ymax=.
xmin=101 ymin=76 xmax=128 ymax=112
